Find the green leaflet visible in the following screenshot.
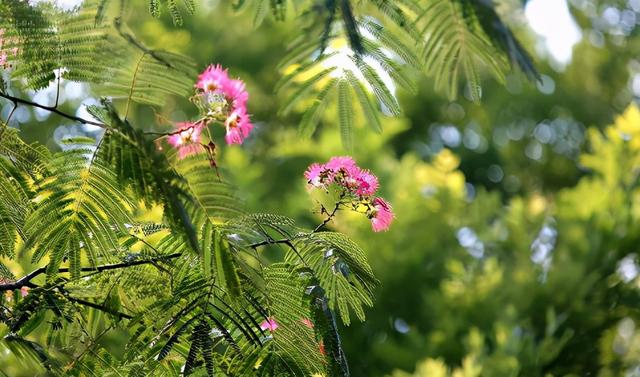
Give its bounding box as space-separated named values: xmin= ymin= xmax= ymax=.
xmin=416 ymin=0 xmax=508 ymax=101
xmin=1 ymin=0 xmax=113 ymax=90
xmin=213 ymin=227 xmax=242 ymax=299
xmin=290 ymin=232 xmax=377 ymax=326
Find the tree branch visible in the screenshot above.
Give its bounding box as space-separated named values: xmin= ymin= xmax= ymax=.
xmin=0 ymin=253 xmax=182 ymax=291
xmin=249 ymin=237 xmax=310 ymax=268
xmin=0 ymin=92 xmax=107 ymax=128
xmin=248 ymin=238 xmax=296 ymax=249
xmin=314 ymin=201 xmax=341 ymax=232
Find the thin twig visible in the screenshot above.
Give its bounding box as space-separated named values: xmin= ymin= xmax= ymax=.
xmin=248 ymin=238 xmax=296 ymax=249
xmin=6 ymin=100 xmax=17 ymax=124
xmin=0 ymin=253 xmax=182 ymax=291
xmin=0 ymin=92 xmax=106 ymax=128
xmin=249 ymin=237 xmax=310 ymax=268
xmin=54 ymin=74 xmax=61 ymax=108
xmin=314 ymin=201 xmax=341 ymax=232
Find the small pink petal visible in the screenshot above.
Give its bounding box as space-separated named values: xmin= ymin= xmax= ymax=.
xmin=222 ymin=78 xmax=249 ymax=109
xmin=195 ymin=64 xmax=230 ymax=92
xmin=371 ymin=197 xmax=394 ymax=232
xmin=325 ymin=156 xmax=358 ymax=174
xmin=167 ymin=122 xmax=204 ymax=159
xmin=355 ymin=169 xmax=379 ymax=196
xmin=224 ymin=109 xmax=253 ymax=145
xmin=305 ymin=163 xmax=328 ymax=187
xmin=260 ymin=318 xmax=279 ymax=332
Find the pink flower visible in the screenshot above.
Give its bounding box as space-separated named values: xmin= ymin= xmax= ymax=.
xmin=20 ymin=286 xmax=29 ymax=297
xmin=370 ymin=197 xmax=394 ymax=232
xmin=260 ymin=318 xmax=279 ymax=332
xmin=325 ymin=156 xmax=358 ymax=174
xmin=167 ymin=122 xmax=204 ymax=159
xmin=194 ymin=64 xmax=253 ymax=144
xmin=195 ymin=64 xmax=230 ymax=93
xmin=305 ymin=157 xmax=380 ymax=195
xmin=354 ymin=169 xmax=379 ymax=196
xmin=301 ymin=318 xmax=314 ymax=329
xmin=224 ymin=109 xmax=253 ymax=145
xmin=195 ymin=65 xmax=249 ymax=111
xmin=222 ymin=78 xmax=249 ymax=109
xmin=305 ymin=163 xmax=328 ymax=187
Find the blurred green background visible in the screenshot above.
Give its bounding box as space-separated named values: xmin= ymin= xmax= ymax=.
xmin=4 ymin=0 xmax=640 ymax=375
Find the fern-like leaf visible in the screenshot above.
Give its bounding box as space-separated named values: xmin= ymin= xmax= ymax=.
xmin=1 ymin=1 xmax=114 ymax=89
xmin=23 ymin=146 xmax=133 ymax=277
xmin=292 ymin=232 xmax=377 ymax=325
xmin=416 ymin=0 xmax=508 ymax=101
xmin=338 ymin=79 xmax=354 ymax=151
xmin=100 ymin=48 xmax=196 ymax=114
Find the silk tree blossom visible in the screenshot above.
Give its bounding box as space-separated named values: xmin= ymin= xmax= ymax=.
xmin=305 ymin=163 xmax=328 ymax=187
xmin=195 ymin=64 xmax=254 ymax=145
xmin=304 ymin=156 xmax=394 ymax=232
xmin=165 ymin=64 xmax=253 ymax=159
xmin=222 ymin=78 xmax=249 ymax=109
xmin=167 ymin=122 xmax=204 ymax=159
xmin=224 ymin=108 xmax=253 ymax=145
xmin=260 ymin=318 xmax=279 ymax=332
xmin=325 ymin=156 xmax=358 ymax=175
xmin=355 ymin=169 xmax=379 ymax=196
xmin=195 ymin=64 xmax=229 ymax=93
xmin=370 ymin=197 xmax=394 ymax=232
xmin=305 ymin=156 xmax=379 ymax=196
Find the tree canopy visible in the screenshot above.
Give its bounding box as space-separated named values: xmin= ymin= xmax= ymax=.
xmin=1 ymin=0 xmax=640 ymax=376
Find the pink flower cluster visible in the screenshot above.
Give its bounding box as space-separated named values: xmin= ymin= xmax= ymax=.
xmin=305 ymin=156 xmax=394 ymax=232
xmin=195 ymin=64 xmax=252 ymax=145
xmin=166 ymin=64 xmax=253 ymax=160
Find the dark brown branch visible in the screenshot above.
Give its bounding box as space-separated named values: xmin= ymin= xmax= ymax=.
xmin=314 ymin=201 xmax=341 ymax=232
xmin=0 ymin=92 xmax=107 ymax=128
xmin=248 ymin=238 xmax=296 ymax=249
xmin=249 ymin=237 xmax=310 ymax=268
xmin=0 ymin=253 xmax=182 ymax=291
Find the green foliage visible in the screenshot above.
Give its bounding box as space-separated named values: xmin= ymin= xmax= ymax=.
xmin=0 ymin=0 xmax=113 ymax=90
xmin=98 ymin=29 xmax=197 ymax=113
xmin=0 ymin=0 xmax=538 ymax=148
xmin=292 ymin=232 xmax=377 ymax=326
xmin=0 ymin=101 xmax=377 ymax=376
xmin=4 ymin=0 xmax=633 ymax=376
xmin=267 ymin=0 xmax=536 ymax=144
xmin=98 ymin=0 xmax=196 ymax=25
xmin=415 ymin=0 xmax=507 ymax=101
xmin=23 ymin=145 xmax=132 ymax=278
